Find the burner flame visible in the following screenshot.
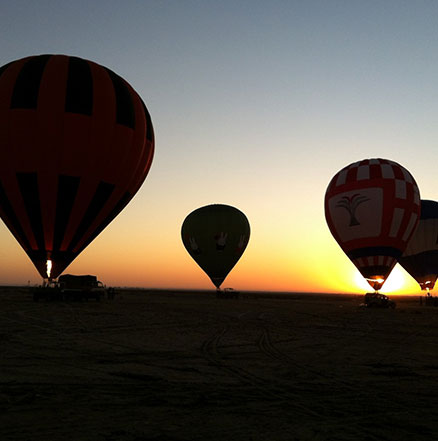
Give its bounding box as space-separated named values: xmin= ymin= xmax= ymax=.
xmin=46 ymin=259 xmax=52 ymax=279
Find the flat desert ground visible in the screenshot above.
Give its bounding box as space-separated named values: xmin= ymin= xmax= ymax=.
xmin=1 ymin=288 xmax=438 ymax=441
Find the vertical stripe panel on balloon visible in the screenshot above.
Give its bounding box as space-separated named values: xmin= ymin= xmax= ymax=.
xmin=53 ymin=175 xmax=81 ymax=251
xmin=37 ymin=55 xmax=70 ymax=250
xmin=7 ymin=60 xmax=42 ymax=171
xmin=60 ymin=57 xmax=95 ymax=176
xmin=75 ymin=191 xmax=132 ymax=255
xmin=85 ymin=62 xmax=116 ymax=182
xmin=104 ymin=68 xmax=136 ymax=129
xmin=395 ymin=180 xmax=407 ymax=199
xmin=65 ymin=57 xmax=93 ymax=116
xmin=124 ymin=93 xmax=150 ymax=196
xmin=0 ymin=174 xmax=38 ymax=249
xmin=357 ymin=165 xmax=369 ymax=180
xmin=389 ymin=208 xmax=404 ymax=238
xmin=369 ymin=163 xmax=381 ymax=179
xmin=0 ymin=61 xmax=25 ymax=178
xmin=0 ymin=180 xmax=31 ymax=250
xmin=0 ymin=62 xmax=14 ymax=79
xmin=10 ymin=55 xmax=51 ymax=109
xmin=16 ymin=173 xmax=45 ymax=252
xmin=68 ymin=181 xmax=115 ymax=253
xmin=59 ymin=61 xmax=111 ymax=247
xmin=103 ymin=69 xmax=137 ymax=192
xmin=381 ymin=164 xmax=395 ymax=179
xmin=67 ymin=65 xmax=138 ymax=250
xmin=403 ymin=213 xmax=419 ymax=241
xmin=335 ymin=169 xmax=348 ymax=186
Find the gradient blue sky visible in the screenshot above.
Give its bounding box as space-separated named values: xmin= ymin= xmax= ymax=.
xmin=0 ymin=1 xmax=437 ymax=292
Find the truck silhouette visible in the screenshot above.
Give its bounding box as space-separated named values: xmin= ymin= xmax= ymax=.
xmin=32 ymin=274 xmax=108 ymax=301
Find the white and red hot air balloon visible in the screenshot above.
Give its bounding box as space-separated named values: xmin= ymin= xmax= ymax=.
xmin=325 ymin=158 xmax=420 ymax=291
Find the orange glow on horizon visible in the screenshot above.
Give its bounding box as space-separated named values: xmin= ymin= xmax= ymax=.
xmin=352 ymin=265 xmax=420 ymax=295
xmin=0 ymin=214 xmax=428 ymax=296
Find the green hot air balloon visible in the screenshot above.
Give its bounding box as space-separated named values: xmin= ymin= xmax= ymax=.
xmin=181 ymin=204 xmax=250 ymax=289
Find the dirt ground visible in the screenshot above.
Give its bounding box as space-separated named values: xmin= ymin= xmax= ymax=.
xmin=1 ymin=287 xmax=438 ymax=441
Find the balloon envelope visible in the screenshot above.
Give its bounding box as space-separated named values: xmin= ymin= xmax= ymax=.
xmin=181 ymin=204 xmax=250 ymax=288
xmin=398 ymin=200 xmax=438 ymax=291
xmin=325 ymin=158 xmax=420 ymax=291
xmin=0 ymin=55 xmax=154 ymax=279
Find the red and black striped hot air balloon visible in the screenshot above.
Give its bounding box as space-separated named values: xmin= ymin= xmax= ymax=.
xmin=325 ymin=158 xmax=420 ymax=291
xmin=0 ymin=54 xmax=154 ymax=279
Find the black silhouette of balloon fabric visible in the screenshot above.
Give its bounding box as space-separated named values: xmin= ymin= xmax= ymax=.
xmin=181 ymin=204 xmax=250 ymax=288
xmin=0 ymin=55 xmax=154 ymax=279
xmin=399 ymin=200 xmax=438 ymax=291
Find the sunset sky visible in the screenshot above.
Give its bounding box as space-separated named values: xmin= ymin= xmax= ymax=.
xmin=0 ymin=1 xmax=437 ymax=294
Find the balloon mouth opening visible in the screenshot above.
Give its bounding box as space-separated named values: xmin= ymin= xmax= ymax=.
xmin=366 ymin=276 xmax=385 ymax=291
xmin=421 ymin=281 xmax=434 ymax=291
xmin=46 ymin=259 xmax=52 ymax=280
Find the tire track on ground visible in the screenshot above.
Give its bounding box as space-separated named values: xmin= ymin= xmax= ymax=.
xmin=200 ymin=325 xmax=321 ymax=418
xmin=1 ymin=305 xmax=173 ymax=378
xmin=254 ymin=326 xmax=419 ymax=432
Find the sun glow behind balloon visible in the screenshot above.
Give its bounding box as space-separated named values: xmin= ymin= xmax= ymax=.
xmin=354 ymin=266 xmax=406 ymax=293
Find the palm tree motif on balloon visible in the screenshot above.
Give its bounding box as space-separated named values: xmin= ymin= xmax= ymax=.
xmin=336 ymin=194 xmax=370 ymax=227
